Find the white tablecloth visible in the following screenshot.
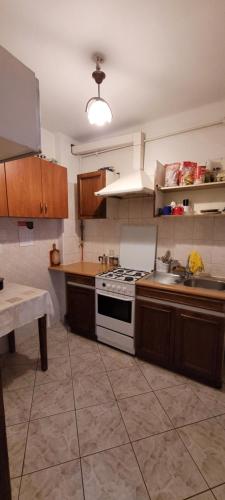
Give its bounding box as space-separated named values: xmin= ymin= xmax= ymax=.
xmin=0 ymin=282 xmax=54 ymax=337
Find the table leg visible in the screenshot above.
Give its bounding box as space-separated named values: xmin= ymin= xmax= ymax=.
xmin=38 ymin=315 xmax=48 ymax=371
xmin=0 ymin=369 xmax=12 ymax=500
xmin=7 ymin=331 xmax=15 ymax=353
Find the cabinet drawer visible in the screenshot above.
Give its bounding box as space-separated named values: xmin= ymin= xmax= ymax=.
xmin=66 ymin=273 xmax=95 ymax=287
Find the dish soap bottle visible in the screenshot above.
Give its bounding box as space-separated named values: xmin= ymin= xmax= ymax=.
xmin=50 ymin=243 xmax=60 ymax=266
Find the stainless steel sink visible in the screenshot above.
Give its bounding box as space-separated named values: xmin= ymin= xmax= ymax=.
xmin=183 ymin=277 xmax=225 ymax=291
xmin=146 ymin=271 xmax=183 ymax=285
xmin=146 ymin=272 xmax=225 ymax=292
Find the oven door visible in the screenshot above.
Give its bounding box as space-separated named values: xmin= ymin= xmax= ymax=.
xmin=96 ymin=289 xmax=135 ymax=337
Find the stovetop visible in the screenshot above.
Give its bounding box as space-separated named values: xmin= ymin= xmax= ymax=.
xmin=97 ymin=267 xmax=149 ymax=283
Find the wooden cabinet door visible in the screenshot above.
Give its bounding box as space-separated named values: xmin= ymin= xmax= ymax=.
xmin=67 ymin=282 xmax=95 ymax=339
xmin=174 ymin=309 xmax=225 ymax=387
xmin=135 ymin=299 xmax=174 ymax=367
xmin=77 ymin=170 xmax=106 ymax=219
xmin=41 ymin=161 xmax=68 ymax=218
xmin=5 ymin=157 xmax=43 ymax=217
xmin=0 ymin=164 xmax=8 ymax=216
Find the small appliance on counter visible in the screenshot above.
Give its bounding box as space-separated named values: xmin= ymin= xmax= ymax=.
xmin=95 ymin=224 xmax=157 ymax=354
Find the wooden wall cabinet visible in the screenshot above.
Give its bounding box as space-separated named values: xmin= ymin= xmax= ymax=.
xmin=77 ymin=170 xmax=106 ymax=219
xmin=66 ymin=274 xmax=96 ymax=339
xmin=0 ymin=164 xmax=8 ymax=216
xmin=135 ymin=292 xmax=225 ymax=387
xmin=5 ymin=157 xmax=68 ymax=219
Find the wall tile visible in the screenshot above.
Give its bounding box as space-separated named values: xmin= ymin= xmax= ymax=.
xmin=193 ymin=218 xmax=214 ymax=241
xmin=174 ymin=218 xmax=193 ymax=241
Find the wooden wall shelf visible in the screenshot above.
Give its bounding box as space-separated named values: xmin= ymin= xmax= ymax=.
xmin=157 ymin=181 xmax=225 ymax=193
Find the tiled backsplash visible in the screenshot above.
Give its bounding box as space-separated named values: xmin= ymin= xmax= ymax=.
xmin=83 ymin=198 xmax=225 ymax=278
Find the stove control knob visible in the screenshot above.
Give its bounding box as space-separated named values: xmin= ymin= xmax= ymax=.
xmin=117 ymin=286 xmax=121 ymax=291
xmin=102 ymin=283 xmax=106 ymax=287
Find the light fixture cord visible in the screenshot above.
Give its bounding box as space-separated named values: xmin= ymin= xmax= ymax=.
xmin=98 ymin=84 xmax=100 ymax=98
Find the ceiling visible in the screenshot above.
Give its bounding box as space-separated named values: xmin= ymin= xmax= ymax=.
xmin=1 ymin=0 xmax=225 ymax=142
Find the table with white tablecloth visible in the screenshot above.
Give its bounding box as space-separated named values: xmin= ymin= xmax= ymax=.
xmin=0 ymin=282 xmax=54 ymax=500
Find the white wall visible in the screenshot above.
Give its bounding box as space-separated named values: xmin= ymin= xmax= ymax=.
xmin=79 ymin=100 xmax=225 ymax=278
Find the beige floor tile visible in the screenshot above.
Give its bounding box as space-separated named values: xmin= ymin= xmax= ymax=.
xmin=108 ymin=367 xmax=151 ymax=399
xmin=189 ymin=493 xmax=215 ymax=500
xmin=24 ymin=411 xmax=79 ymax=474
xmin=82 ymin=444 xmax=149 ymax=500
xmin=99 ymin=344 xmax=136 ymax=371
xmin=137 ymin=359 xmax=187 ymax=390
xmin=68 ymin=333 xmax=99 ymax=356
xmin=73 ymin=371 xmax=115 ymax=409
xmin=156 ymin=384 xmax=213 ymax=427
xmin=2 ymin=364 xmax=36 ymax=391
xmin=48 ymin=324 xmax=68 ymax=337
xmin=215 ymin=413 xmax=225 ymax=429
xmin=11 ymin=477 xmax=21 ymax=500
xmin=118 ymin=392 xmax=172 ymax=441
xmin=178 ymin=419 xmax=225 ymax=487
xmin=4 ymin=388 xmax=33 ymax=426
xmin=133 ymin=430 xmax=207 ymax=500
xmin=31 ymin=380 xmax=74 ymax=419
xmin=70 ymin=351 xmax=105 ymax=377
xmin=1 ymin=352 xmax=38 ymax=368
xmin=20 ymin=460 xmax=84 ymax=500
xmin=7 ymin=423 xmax=28 ymax=478
xmin=35 ymin=356 xmax=71 ymax=386
xmin=190 ymin=382 xmax=225 ymax=416
xmin=47 ymin=336 xmax=69 ymax=359
xmin=212 ymin=483 xmax=225 ymax=500
xmin=77 ymin=401 xmax=129 ymax=456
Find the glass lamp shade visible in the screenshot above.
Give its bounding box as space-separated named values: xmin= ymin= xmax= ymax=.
xmin=86 ymin=97 xmax=112 ymax=126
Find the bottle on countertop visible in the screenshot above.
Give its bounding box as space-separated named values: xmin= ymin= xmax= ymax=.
xmin=50 ymin=243 xmax=61 ymax=266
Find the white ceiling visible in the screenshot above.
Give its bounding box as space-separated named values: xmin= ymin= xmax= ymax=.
xmin=1 ymin=0 xmax=225 ymax=142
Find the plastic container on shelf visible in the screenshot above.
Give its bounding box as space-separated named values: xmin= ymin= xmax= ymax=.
xmin=156 ymin=260 xmax=169 ymax=273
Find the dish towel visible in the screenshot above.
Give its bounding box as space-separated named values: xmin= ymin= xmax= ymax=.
xmin=188 ymin=251 xmax=204 ymax=274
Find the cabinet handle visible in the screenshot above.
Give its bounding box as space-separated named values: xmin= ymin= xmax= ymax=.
xmin=44 ymin=203 xmax=48 ymax=214
xmin=40 ymin=202 xmax=43 ymax=213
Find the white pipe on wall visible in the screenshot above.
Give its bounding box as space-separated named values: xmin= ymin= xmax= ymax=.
xmin=71 ymin=119 xmax=225 ymax=158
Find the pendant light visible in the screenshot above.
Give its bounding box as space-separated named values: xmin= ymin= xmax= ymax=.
xmin=86 ymin=56 xmax=112 ymax=126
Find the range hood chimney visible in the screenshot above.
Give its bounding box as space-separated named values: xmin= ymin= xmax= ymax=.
xmin=0 ymin=46 xmax=41 ymax=162
xmin=95 ymin=132 xmax=154 ymax=198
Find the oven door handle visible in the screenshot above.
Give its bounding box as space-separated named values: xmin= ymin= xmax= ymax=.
xmin=96 ymin=290 xmax=135 ymax=302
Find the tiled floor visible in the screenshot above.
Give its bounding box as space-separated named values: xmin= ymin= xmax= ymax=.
xmin=2 ymin=323 xmax=225 ymax=500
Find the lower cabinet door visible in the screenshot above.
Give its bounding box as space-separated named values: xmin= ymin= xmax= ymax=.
xmin=135 ymin=299 xmax=174 ymax=367
xmin=67 ymin=284 xmax=95 ymax=339
xmin=174 ymin=309 xmax=225 ymax=387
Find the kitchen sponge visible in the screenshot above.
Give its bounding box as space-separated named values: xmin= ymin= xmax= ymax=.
xmin=188 ymin=251 xmax=205 ymax=274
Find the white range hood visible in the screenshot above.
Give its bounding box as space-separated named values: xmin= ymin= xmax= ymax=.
xmin=95 ymin=131 xmax=154 ymax=198
xmin=95 ymin=169 xmax=154 ymax=197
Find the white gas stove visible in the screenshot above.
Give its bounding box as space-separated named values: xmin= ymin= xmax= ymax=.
xmin=95 ymin=225 xmax=157 ymax=355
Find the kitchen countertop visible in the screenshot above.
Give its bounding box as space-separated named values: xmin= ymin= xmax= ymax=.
xmin=49 ymin=261 xmax=113 ymax=277
xmin=138 ymin=275 xmax=225 ymax=302
xmin=49 ymin=261 xmax=225 ymax=302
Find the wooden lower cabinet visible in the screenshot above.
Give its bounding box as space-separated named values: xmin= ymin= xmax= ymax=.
xmin=136 ymin=295 xmax=225 ymax=387
xmin=135 ymin=299 xmax=174 ymax=367
xmin=66 ymin=274 xmax=96 ymax=339
xmin=174 ymin=309 xmax=225 ymax=387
